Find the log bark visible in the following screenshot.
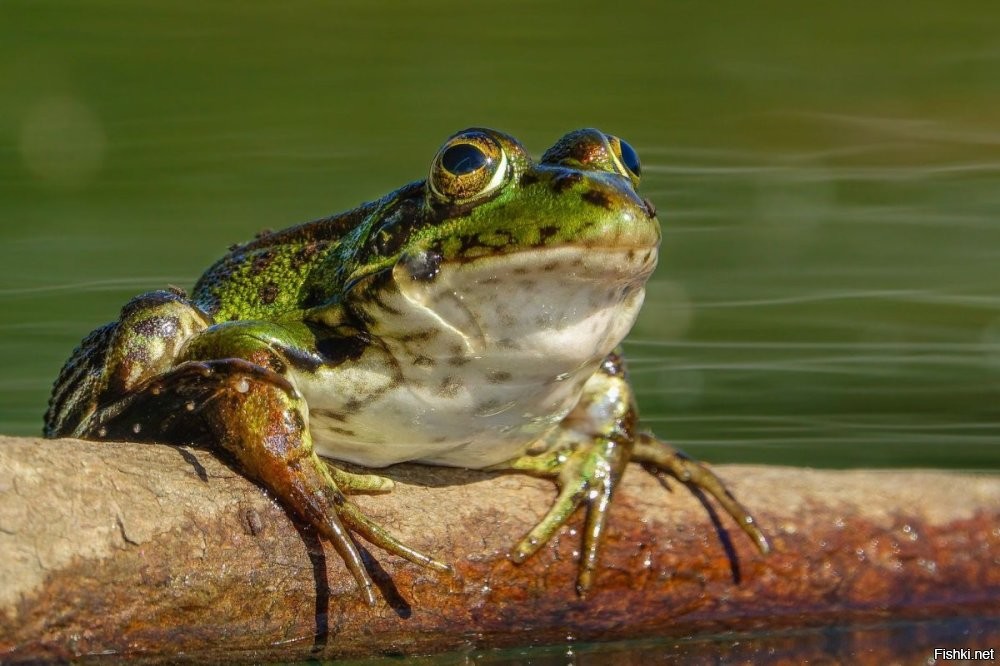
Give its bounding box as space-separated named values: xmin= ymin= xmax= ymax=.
xmin=0 ymin=434 xmax=997 ymax=663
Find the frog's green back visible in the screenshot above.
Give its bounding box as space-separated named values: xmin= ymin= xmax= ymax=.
xmin=191 ymin=185 xmax=416 ymax=322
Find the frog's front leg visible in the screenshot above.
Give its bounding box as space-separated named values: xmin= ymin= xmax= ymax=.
xmin=494 ymin=351 xmax=770 ymax=596
xmin=75 ymin=320 xmax=450 ymax=605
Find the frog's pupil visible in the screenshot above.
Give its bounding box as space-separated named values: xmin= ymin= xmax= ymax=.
xmin=619 ymin=139 xmax=641 ymax=176
xmin=442 ymin=143 xmax=488 ymax=175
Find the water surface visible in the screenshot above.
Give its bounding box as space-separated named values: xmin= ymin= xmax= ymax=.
xmin=2 ymin=2 xmax=998 ymax=471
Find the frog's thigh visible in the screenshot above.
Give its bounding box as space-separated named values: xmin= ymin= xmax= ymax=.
xmin=179 ymin=320 xmax=297 ymax=372
xmin=106 ymin=290 xmax=212 ymax=394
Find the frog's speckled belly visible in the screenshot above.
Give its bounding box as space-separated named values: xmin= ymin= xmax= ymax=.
xmin=308 ymin=367 xmax=587 ymax=468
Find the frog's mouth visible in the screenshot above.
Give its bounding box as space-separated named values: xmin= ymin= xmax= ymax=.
xmin=359 ymin=244 xmax=657 ymax=362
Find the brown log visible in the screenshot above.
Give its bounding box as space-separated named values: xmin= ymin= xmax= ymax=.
xmin=0 ymin=434 xmax=997 ymax=663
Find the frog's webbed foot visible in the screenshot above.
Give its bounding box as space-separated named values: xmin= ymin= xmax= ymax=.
xmin=632 ymin=434 xmax=771 ymax=556
xmin=500 ymin=435 xmax=630 ymax=596
xmin=85 ymin=358 xmax=450 ymax=606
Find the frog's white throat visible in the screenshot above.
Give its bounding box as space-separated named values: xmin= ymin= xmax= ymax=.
xmin=385 ymin=245 xmax=654 ymax=362
xmin=304 ymin=245 xmax=655 ymax=469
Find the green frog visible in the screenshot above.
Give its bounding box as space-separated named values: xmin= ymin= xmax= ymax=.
xmin=45 ymin=128 xmax=769 ymax=605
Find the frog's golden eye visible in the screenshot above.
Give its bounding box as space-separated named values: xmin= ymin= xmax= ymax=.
xmin=605 ymin=134 xmax=641 ymax=187
xmin=429 ymin=132 xmax=508 ymax=203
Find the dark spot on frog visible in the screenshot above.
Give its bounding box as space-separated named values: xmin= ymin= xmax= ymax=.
xmin=314 ymin=335 xmax=367 ymax=368
xmin=254 ymin=228 xmax=274 ymax=240
xmin=398 ymin=329 xmax=438 ymax=343
xmin=290 ymin=242 xmax=322 ymax=271
xmin=437 ymin=376 xmax=463 ymax=398
xmin=538 ymin=225 xmax=560 ymax=243
xmin=487 ymin=370 xmax=512 ymax=384
xmin=250 ymin=249 xmax=277 ymax=276
xmin=520 ymin=172 xmax=539 ymax=186
xmin=582 ymin=190 xmax=613 ymax=209
xmin=447 ymin=355 xmax=470 ymax=367
xmin=412 ymin=354 xmax=436 ymax=368
xmin=326 ymin=425 xmax=357 ymax=437
xmin=552 ymin=172 xmax=583 ymax=193
xmin=541 ymin=260 xmax=561 ymax=272
xmin=134 ymin=314 xmax=180 ymax=338
xmin=258 ymin=282 xmax=280 ymax=305
xmin=313 ymin=408 xmax=348 ymax=422
xmin=369 ymin=290 xmax=403 ymax=316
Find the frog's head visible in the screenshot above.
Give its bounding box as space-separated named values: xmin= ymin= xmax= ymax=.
xmin=342 ymin=128 xmax=660 ymax=365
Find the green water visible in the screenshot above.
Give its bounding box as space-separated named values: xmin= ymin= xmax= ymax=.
xmin=2 ymin=1 xmax=999 ymax=475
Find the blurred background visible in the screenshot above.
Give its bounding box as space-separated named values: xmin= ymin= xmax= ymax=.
xmin=2 ymin=1 xmax=998 ymax=470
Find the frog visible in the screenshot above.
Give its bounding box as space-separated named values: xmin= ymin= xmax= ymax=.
xmin=44 ymin=127 xmax=769 ymax=605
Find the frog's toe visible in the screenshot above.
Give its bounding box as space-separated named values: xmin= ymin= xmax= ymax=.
xmin=337 ymin=500 xmax=452 ymax=574
xmin=633 ymin=433 xmax=770 ymax=555
xmin=509 ymin=479 xmax=584 ymax=564
xmin=327 ymin=465 xmax=396 ymax=494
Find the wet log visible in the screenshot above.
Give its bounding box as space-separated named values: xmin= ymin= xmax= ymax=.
xmin=0 ymin=434 xmax=997 ymax=663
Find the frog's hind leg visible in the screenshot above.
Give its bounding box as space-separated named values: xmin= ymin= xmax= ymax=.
xmin=44 ymin=289 xmax=212 ymax=438
xmin=89 ymin=356 xmax=449 ymax=606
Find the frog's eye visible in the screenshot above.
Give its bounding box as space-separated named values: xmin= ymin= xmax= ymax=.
xmin=430 ymin=132 xmax=509 ymax=203
xmin=605 ymin=134 xmax=641 ymax=187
